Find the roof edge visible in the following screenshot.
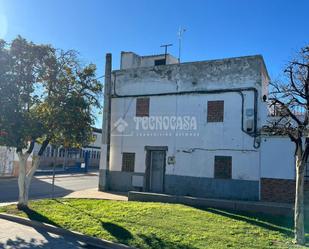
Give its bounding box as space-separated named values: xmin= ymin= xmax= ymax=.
xmin=113 ymin=54 xmax=270 ymax=76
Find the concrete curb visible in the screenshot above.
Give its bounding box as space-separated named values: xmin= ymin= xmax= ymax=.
xmin=0 ymin=213 xmax=135 ymax=249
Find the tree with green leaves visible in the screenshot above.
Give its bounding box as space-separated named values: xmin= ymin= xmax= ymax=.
xmin=0 ymin=36 xmax=102 ymax=209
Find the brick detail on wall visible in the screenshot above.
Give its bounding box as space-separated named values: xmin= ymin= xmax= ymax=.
xmin=207 ymin=100 xmax=224 ymax=122
xmin=136 ymin=97 xmax=150 ymax=117
xmin=261 ymin=178 xmax=309 ymax=203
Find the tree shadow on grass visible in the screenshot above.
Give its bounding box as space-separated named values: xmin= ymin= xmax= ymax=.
xmin=191 ymin=205 xmax=294 ymax=236
xmin=185 ymin=205 xmax=309 ymax=246
xmin=201 ymin=207 xmax=309 ymax=244
xmin=101 ymin=222 xmax=133 ymax=243
xmin=53 ymin=199 xmax=134 ymax=244
xmin=52 ymin=199 xmax=197 ymax=248
xmin=138 ymin=234 xmax=198 ymax=249
xmin=21 ymin=206 xmax=61 ymax=228
xmin=8 ymin=204 xmax=129 ymax=248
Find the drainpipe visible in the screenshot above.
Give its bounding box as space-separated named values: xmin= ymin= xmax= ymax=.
xmin=99 ymin=53 xmax=112 ymax=191
xmin=112 ymin=82 xmax=260 ymax=147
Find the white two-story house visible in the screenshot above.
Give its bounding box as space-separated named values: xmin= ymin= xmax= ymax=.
xmin=99 ymin=52 xmax=270 ymax=201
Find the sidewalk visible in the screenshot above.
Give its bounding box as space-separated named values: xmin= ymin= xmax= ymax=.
xmin=64 ymin=188 xmax=128 ymax=201
xmin=0 ymin=218 xmax=93 ymax=249
xmin=0 ymin=189 xmax=128 ymax=207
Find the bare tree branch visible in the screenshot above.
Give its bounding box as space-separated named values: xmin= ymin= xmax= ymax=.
xmin=268 ymin=98 xmax=302 ymax=125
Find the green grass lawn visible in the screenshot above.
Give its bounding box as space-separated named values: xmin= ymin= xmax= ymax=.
xmin=0 ymin=199 xmax=307 ymax=249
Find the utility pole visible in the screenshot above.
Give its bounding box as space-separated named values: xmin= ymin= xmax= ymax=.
xmin=160 ymin=44 xmax=173 ymax=63
xmin=99 ymin=53 xmax=112 ymax=191
xmin=51 ymin=163 xmax=56 ymax=198
xmin=178 ymin=27 xmax=186 ymax=63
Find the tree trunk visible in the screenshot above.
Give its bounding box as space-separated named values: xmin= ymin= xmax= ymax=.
xmin=294 ymin=150 xmax=305 ymax=245
xmin=17 ymin=153 xmax=41 ymax=209
xmin=17 ymin=153 xmax=27 ymax=209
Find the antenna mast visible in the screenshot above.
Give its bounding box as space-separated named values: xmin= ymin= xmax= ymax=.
xmin=178 ymin=26 xmax=186 ymax=63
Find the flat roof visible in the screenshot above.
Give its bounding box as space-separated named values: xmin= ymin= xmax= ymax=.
xmin=114 ymin=54 xmax=270 ymax=80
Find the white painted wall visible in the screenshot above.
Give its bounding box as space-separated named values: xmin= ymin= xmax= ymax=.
xmin=261 ymin=136 xmax=295 ymax=180
xmin=110 ymin=92 xmax=261 ymax=181
xmin=0 ymin=146 xmax=15 ymax=176
xmin=0 ymin=146 xmax=33 ymax=176
xmin=89 ymin=131 xmax=102 ymax=148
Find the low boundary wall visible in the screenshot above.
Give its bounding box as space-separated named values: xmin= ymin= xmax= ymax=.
xmin=128 ymin=191 xmax=296 ymax=216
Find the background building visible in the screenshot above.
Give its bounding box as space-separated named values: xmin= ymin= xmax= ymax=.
xmin=0 ymin=147 xmax=32 ymax=177
xmin=37 ymin=128 xmax=102 ymax=171
xmin=0 ymin=128 xmax=102 ymax=177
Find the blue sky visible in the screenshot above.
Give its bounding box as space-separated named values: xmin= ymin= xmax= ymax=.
xmin=0 ymin=0 xmax=308 ymax=127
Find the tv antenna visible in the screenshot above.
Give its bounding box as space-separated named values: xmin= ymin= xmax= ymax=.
xmin=160 ymin=44 xmax=173 ymax=62
xmin=178 ymin=26 xmax=186 ymax=63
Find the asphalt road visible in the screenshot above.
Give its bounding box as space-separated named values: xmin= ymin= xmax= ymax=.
xmin=0 ymin=173 xmax=99 ymax=203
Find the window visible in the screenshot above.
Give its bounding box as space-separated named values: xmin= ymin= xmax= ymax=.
xmin=207 ymin=100 xmax=224 ymax=122
xmin=122 ymin=152 xmax=135 ymax=172
xmin=136 ymin=97 xmax=150 ymax=117
xmin=214 ymin=156 xmax=232 ymax=179
xmin=154 ymin=59 xmax=166 ymax=66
